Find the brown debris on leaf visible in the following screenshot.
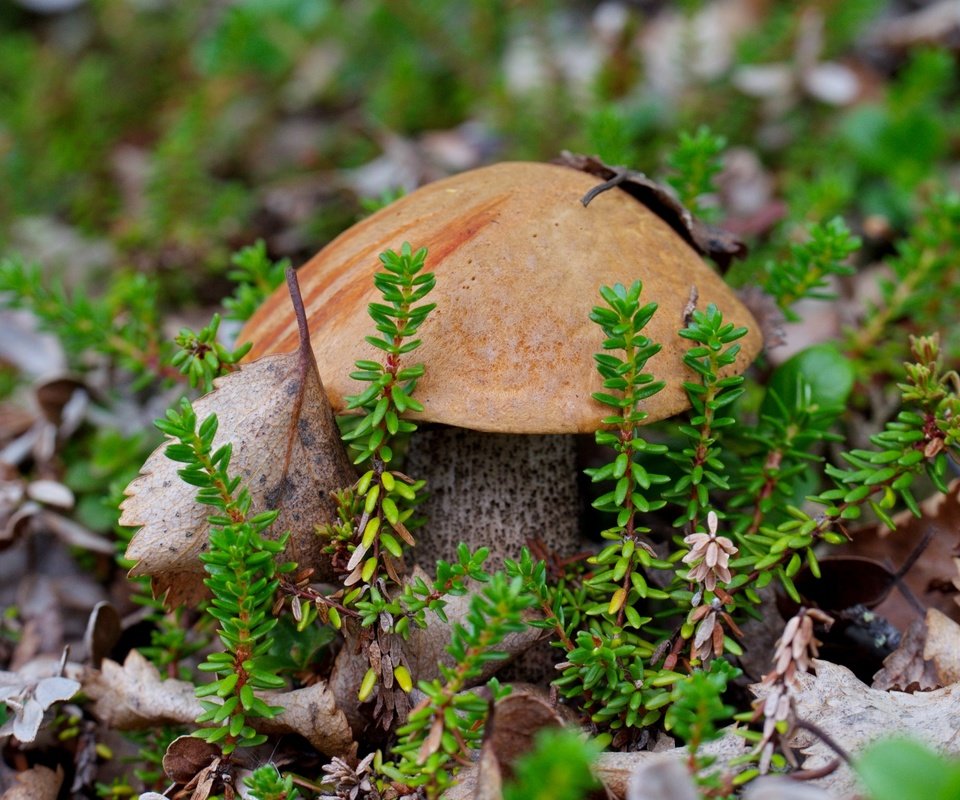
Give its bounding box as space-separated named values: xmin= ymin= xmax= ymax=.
xmin=85 ymin=650 xmax=356 ymax=757
xmin=121 ymin=270 xmax=356 ymax=607
xmin=553 ymin=152 xmax=747 ymax=270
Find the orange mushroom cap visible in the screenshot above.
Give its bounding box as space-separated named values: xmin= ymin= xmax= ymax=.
xmin=240 ymin=161 xmax=762 ymax=433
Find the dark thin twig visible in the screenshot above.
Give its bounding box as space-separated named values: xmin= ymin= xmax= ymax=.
xmin=789 ymin=759 xmax=841 ymax=781
xmin=793 ymin=718 xmax=852 ymax=765
xmin=580 ymin=169 xmax=630 ymax=206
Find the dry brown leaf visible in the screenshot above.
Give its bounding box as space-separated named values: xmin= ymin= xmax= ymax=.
xmin=473 ymin=737 xmax=504 ymax=800
xmin=464 ymin=685 xmax=571 ymax=800
xmin=86 ymin=650 xmax=202 ymax=729
xmin=84 ymin=650 xmax=355 ymax=757
xmin=162 ymin=735 xmax=221 ymax=784
xmin=872 ymin=617 xmax=940 ymax=692
xmin=0 ymin=765 xmax=63 ymax=800
xmin=121 ymin=272 xmax=356 ymax=607
xmin=83 ymin=601 xmax=121 ymax=669
xmin=759 ymin=659 xmax=960 ymax=798
xmin=485 ymin=688 xmax=565 ymax=779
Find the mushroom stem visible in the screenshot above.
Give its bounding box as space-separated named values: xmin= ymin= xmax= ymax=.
xmin=404 ymin=428 xmax=583 ymax=568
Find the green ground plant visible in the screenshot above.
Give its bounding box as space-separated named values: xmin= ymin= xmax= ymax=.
xmin=2 ymin=6 xmax=960 ymax=798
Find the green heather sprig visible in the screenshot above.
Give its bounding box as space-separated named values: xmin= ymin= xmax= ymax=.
xmin=171 ymin=313 xmax=251 ymax=392
xmin=355 ymin=544 xmax=489 ymax=638
xmin=0 ymin=258 xmax=175 ymax=384
xmin=665 ymin=659 xmax=742 ymax=795
xmin=846 ymin=193 xmax=960 ymax=368
xmin=764 ymin=217 xmax=860 ymax=320
xmin=666 ymin=126 xmax=727 ymax=221
xmin=583 ymin=281 xmax=668 ymax=624
xmin=223 ymin=239 xmax=289 ymax=322
xmin=548 ymin=281 xmax=679 ymax=735
xmin=665 ymin=303 xmax=748 ymax=529
xmin=156 ymin=399 xmax=294 ymax=754
xmin=381 ymin=573 xmax=533 ymax=799
xmin=245 ymin=765 xmax=301 ymax=800
xmin=337 ymin=242 xmax=435 ymax=589
xmin=729 ymin=334 xmax=960 ymax=606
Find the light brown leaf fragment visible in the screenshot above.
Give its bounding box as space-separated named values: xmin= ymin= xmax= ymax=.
xmin=627 ymin=756 xmax=699 ymax=800
xmin=84 ymin=651 xmax=355 ymax=757
xmin=923 ymin=608 xmax=960 ymax=685
xmin=86 ymin=650 xmax=202 ymax=729
xmin=743 ymin=776 xmax=836 ymax=800
xmin=473 ymin=737 xmax=503 ymax=800
xmin=121 ymin=275 xmax=356 ymax=608
xmin=0 ymin=765 xmax=63 ymax=800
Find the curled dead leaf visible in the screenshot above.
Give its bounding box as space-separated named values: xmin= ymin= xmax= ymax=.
xmin=121 ymin=273 xmax=356 ymax=607
xmin=553 ymin=152 xmax=747 ymax=270
xmin=872 ymin=617 xmax=940 ymax=692
xmin=162 ymin=735 xmax=221 ymax=785
xmin=84 ymin=650 xmax=355 ymax=757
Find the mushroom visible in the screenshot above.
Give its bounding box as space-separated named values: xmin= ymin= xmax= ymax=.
xmin=239 ymin=161 xmax=762 ymax=567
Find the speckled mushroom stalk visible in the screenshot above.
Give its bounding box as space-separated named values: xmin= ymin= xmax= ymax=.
xmin=404 ymin=429 xmax=581 ymax=567
xmin=238 ymin=161 xmax=763 ymax=568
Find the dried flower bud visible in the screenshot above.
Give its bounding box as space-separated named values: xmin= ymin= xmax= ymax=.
xmin=766 ymin=607 xmax=833 ymax=686
xmin=682 ymin=511 xmax=738 ymax=592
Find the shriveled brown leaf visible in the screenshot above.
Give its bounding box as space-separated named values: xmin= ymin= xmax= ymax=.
xmin=0 ymin=765 xmax=63 ymax=800
xmin=554 ymin=152 xmax=747 ymax=270
xmin=466 ymin=686 xmax=570 ymax=800
xmin=757 ymin=659 xmax=960 ymax=798
xmin=872 ymin=617 xmax=940 ymax=692
xmin=485 ymin=688 xmax=565 ymax=780
xmin=86 ymin=650 xmax=201 ymax=729
xmin=84 ymin=650 xmax=355 ymax=757
xmin=121 ymin=272 xmax=356 ymax=607
xmin=162 ymin=736 xmax=221 ymax=784
xmin=473 ymin=738 xmax=503 ymax=800
xmin=83 ymin=601 xmax=121 ymax=669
